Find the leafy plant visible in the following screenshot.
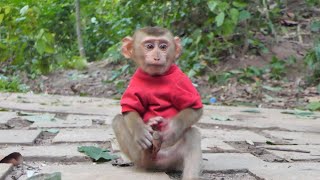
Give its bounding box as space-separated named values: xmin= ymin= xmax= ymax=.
xmin=304 ymin=41 xmax=320 ymax=84
xmin=268 ymin=56 xmax=286 ymax=80
xmin=0 ymin=75 xmax=29 ymax=92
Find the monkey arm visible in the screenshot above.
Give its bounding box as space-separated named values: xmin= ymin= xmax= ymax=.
xmin=161 ymin=108 xmax=203 ymax=147
xmin=123 ymin=111 xmax=144 ymax=134
xmin=123 ymin=111 xmax=153 ymax=149
xmin=172 ymin=108 xmax=203 ymax=131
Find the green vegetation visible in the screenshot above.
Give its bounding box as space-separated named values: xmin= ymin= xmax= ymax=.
xmin=0 ymin=0 xmax=319 ymax=92
xmin=0 ymin=75 xmax=29 ymax=92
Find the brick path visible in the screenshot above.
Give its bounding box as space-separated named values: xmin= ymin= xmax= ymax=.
xmin=0 ymin=93 xmax=319 ymax=180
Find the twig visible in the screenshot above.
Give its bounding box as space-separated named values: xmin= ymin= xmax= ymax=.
xmin=262 ymin=147 xmax=310 ymax=153
xmin=297 ymin=24 xmax=303 ymax=44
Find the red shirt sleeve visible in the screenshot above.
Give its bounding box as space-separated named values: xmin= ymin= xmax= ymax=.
xmin=171 ymin=75 xmax=203 ymax=110
xmin=120 ymin=86 xmax=146 ymax=115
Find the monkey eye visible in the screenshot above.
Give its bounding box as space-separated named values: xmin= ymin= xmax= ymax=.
xmin=159 ymin=43 xmax=168 ymax=51
xmin=145 ymin=43 xmax=154 ymax=50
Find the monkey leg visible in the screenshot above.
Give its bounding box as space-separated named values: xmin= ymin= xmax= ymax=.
xmin=181 ymin=127 xmax=202 ymax=180
xmin=152 ymin=127 xmax=202 ymax=179
xmin=112 ymin=114 xmax=141 ymax=163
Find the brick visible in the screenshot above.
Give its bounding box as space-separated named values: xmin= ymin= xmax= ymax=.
xmin=0 ymin=112 xmax=17 ymax=124
xmin=203 ymin=153 xmax=266 ymax=171
xmin=262 ymin=145 xmax=320 ymax=160
xmin=0 ymin=164 xmax=12 ymax=179
xmin=0 ymin=130 xmax=41 ymax=145
xmin=0 ymin=145 xmax=88 ymax=162
xmin=0 ymin=93 xmax=121 ymax=116
xmin=40 ymin=164 xmax=170 ymax=180
xmin=263 ymin=130 xmax=320 ymax=144
xmin=53 ymin=128 xmax=114 ymax=143
xmin=200 ymin=129 xmax=269 ymax=142
xmin=30 ymin=118 xmax=92 ymax=128
xmin=250 ymin=163 xmax=320 ymax=180
xmin=201 ymin=138 xmax=235 ymax=151
xmin=200 ymin=106 xmax=320 ymax=132
xmin=66 ymin=114 xmax=108 ymax=123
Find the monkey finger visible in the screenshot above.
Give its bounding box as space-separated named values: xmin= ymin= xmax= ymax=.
xmin=142 ymin=138 xmax=152 ymax=148
xmin=145 ymin=126 xmax=154 ymax=134
xmin=144 ymin=131 xmax=153 ymax=142
xmin=138 ymin=140 xmax=148 ymax=150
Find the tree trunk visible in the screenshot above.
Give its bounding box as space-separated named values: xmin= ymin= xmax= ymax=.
xmin=75 ymin=0 xmax=86 ymax=58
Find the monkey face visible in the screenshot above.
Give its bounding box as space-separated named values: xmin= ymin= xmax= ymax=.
xmin=138 ymin=36 xmax=174 ymax=75
xmin=121 ymin=32 xmax=182 ymax=76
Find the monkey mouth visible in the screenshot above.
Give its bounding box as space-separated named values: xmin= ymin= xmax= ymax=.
xmin=146 ymin=63 xmax=166 ymax=67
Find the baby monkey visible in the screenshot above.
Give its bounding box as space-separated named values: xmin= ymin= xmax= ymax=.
xmin=112 ymin=27 xmax=203 ymax=180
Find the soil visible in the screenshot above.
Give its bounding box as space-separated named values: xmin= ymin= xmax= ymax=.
xmin=20 ymin=39 xmax=319 ymax=110
xmin=167 ymin=169 xmax=261 ymax=180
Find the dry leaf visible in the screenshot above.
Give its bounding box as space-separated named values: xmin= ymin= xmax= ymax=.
xmin=0 ymin=152 xmax=23 ymax=166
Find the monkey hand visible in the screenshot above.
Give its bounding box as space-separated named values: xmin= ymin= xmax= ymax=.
xmin=133 ymin=123 xmax=154 ymax=150
xmin=147 ymin=116 xmax=164 ymax=130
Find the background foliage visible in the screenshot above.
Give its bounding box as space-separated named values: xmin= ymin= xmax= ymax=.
xmin=0 ymin=0 xmax=320 ymax=91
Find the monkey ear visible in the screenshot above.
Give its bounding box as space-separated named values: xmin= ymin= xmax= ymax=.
xmin=121 ymin=37 xmax=133 ymax=59
xmin=174 ymin=37 xmax=182 ymax=59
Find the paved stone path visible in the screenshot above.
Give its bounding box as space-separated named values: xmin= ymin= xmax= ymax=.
xmin=0 ymin=93 xmax=319 ymax=180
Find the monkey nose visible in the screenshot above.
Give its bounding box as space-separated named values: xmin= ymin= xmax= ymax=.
xmin=154 ymin=57 xmax=160 ymax=61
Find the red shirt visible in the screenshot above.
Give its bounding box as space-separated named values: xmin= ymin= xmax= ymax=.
xmin=121 ymin=64 xmax=203 ymax=125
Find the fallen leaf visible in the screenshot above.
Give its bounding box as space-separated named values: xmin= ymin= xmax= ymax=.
xmin=241 ymin=109 xmax=261 ymax=113
xmin=210 ymin=115 xmax=234 ymax=121
xmin=78 ymin=146 xmax=118 ymax=162
xmin=27 ymin=172 xmax=61 ymax=180
xmin=246 ymin=140 xmax=255 ymax=145
xmin=281 ymin=109 xmax=314 ymax=117
xmin=262 ymin=85 xmax=282 ymax=92
xmin=44 ymin=128 xmax=60 ymax=134
xmin=17 ymin=111 xmax=40 ymax=116
xmin=27 ymin=170 xmax=35 ymax=178
xmin=280 ymin=19 xmax=298 ymax=26
xmin=23 ymin=114 xmax=56 ymax=122
xmin=286 ymin=12 xmax=295 ymax=18
xmin=0 ymin=152 xmax=23 ymax=166
xmin=111 ymin=158 xmax=133 ymax=167
xmin=266 ymin=141 xmax=276 ymax=145
xmin=306 ymin=102 xmax=320 ymax=111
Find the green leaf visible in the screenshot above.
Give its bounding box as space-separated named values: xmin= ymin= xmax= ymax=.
xmin=207 ymin=0 xmax=218 ymax=12
xmin=20 ymin=5 xmax=29 ymax=16
xmin=0 ymin=14 xmax=4 ymax=24
xmin=78 ymin=146 xmax=118 ymax=161
xmin=262 ymin=85 xmax=282 ymax=92
xmin=216 ymin=12 xmax=225 ymax=27
xmin=27 ymin=172 xmax=61 ymax=180
xmin=4 ymin=6 xmax=11 ymax=15
xmin=311 ymin=21 xmax=320 ymax=32
xmin=232 ymin=1 xmax=247 ymax=8
xmin=230 ymin=8 xmax=239 ymax=23
xmin=23 ymin=114 xmax=56 ymax=122
xmin=221 ymin=19 xmax=235 ymax=35
xmin=239 ymin=10 xmax=251 ymax=22
xmin=211 ymin=115 xmax=234 ymax=121
xmin=241 ymin=109 xmax=261 ymax=113
xmin=44 ymin=128 xmax=60 ymax=134
xmin=35 ymin=39 xmax=46 ymax=55
xmin=281 ymin=109 xmax=314 ymax=117
xmin=306 ymin=102 xmax=320 ymax=111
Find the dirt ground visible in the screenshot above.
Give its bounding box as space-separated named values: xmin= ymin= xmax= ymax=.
xmin=20 ymin=39 xmax=318 ymax=110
